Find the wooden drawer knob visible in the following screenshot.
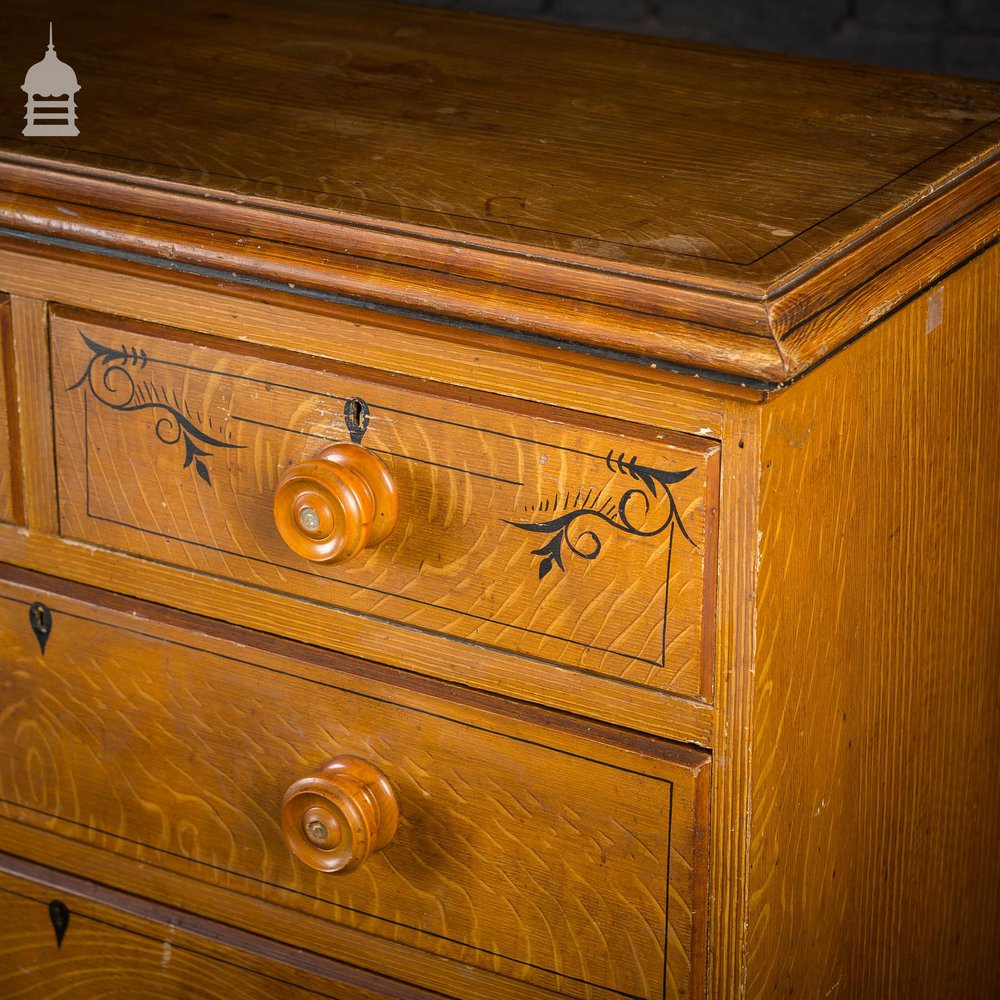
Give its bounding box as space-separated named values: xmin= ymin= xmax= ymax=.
xmin=281 ymin=756 xmax=399 ymax=874
xmin=273 ymin=444 xmax=398 ymax=564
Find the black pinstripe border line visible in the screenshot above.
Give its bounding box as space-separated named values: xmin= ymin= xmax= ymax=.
xmin=75 ymin=352 xmax=703 ymax=675
xmin=0 ymin=588 xmax=677 ymax=1000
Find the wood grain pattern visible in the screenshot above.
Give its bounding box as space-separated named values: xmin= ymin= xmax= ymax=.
xmin=706 ymin=404 xmax=762 ymax=1000
xmin=7 ymin=296 xmax=54 ymax=532
xmin=0 ymin=1 xmax=996 ymax=380
xmin=747 ymin=246 xmax=1000 ymax=997
xmin=0 ymin=815 xmax=573 ymax=1000
xmin=50 ymin=308 xmax=718 ymax=699
xmin=0 ymin=237 xmax=751 ymax=426
xmin=0 ymin=525 xmax=716 ymax=747
xmin=3 ymin=0 xmax=994 ymax=274
xmin=0 ymin=857 xmax=438 ymax=1000
xmin=0 ymin=7 xmax=996 ymax=994
xmin=0 ymin=566 xmax=710 ymax=1000
xmin=0 ymin=295 xmax=16 ymax=524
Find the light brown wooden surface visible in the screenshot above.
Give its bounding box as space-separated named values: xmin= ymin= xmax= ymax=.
xmin=0 ymin=0 xmax=996 ymax=379
xmin=706 ymin=403 xmax=761 ymax=1000
xmin=0 ymin=817 xmax=575 ymax=1000
xmin=0 ymin=6 xmax=996 ymax=995
xmin=50 ymin=307 xmax=718 ymax=700
xmin=747 ymin=245 xmax=1000 ymax=998
xmin=0 ymin=237 xmax=748 ymax=424
xmin=0 ymin=856 xmax=439 ymax=1000
xmin=0 ymin=565 xmax=710 ymax=1000
xmin=0 ymin=295 xmax=15 ymax=524
xmin=3 ymin=0 xmax=994 ymax=277
xmin=0 ymin=522 xmax=716 ymax=747
xmin=7 ymin=296 xmax=56 ymax=533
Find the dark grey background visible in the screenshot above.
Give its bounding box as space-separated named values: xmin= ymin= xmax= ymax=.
xmin=398 ymin=0 xmax=1000 ymax=80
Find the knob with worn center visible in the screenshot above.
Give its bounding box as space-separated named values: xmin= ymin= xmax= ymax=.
xmin=273 ymin=443 xmax=398 ymax=564
xmin=281 ymin=756 xmax=399 ymax=874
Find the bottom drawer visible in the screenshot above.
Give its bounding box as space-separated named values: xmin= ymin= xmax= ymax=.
xmin=0 ymin=567 xmax=709 ymax=1000
xmin=0 ymin=856 xmax=428 ymax=999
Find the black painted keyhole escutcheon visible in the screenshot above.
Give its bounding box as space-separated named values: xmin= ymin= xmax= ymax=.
xmin=29 ymin=601 xmax=53 ymax=654
xmin=344 ymin=397 xmax=370 ymax=444
xmin=48 ymin=899 xmax=70 ymax=948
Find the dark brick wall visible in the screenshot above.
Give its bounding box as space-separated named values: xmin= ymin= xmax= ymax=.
xmin=398 ymin=0 xmax=1000 ymax=80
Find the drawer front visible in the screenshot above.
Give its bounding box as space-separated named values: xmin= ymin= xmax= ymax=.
xmin=50 ymin=308 xmax=718 ymax=700
xmin=0 ymin=296 xmax=13 ymax=524
xmin=0 ymin=859 xmax=416 ymax=999
xmin=0 ymin=571 xmax=710 ymax=1000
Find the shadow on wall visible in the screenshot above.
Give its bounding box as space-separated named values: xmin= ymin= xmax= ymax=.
xmin=396 ymin=0 xmax=1000 ymax=81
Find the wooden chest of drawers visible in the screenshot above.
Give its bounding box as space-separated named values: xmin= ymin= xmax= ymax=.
xmin=0 ymin=1 xmax=997 ymax=997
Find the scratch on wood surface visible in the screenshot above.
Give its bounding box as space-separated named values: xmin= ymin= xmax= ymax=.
xmin=926 ymin=286 xmax=943 ymax=334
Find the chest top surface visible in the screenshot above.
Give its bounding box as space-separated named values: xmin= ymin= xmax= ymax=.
xmin=0 ymin=0 xmax=997 ymax=383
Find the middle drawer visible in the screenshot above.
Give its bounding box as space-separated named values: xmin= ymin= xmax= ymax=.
xmin=49 ymin=305 xmax=719 ymax=702
xmin=0 ymin=568 xmax=710 ymax=1000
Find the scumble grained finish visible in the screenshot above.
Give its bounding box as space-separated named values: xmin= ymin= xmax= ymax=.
xmin=7 ymin=296 xmax=55 ymax=533
xmin=0 ymin=7 xmax=997 ymax=996
xmin=706 ymin=405 xmax=761 ymax=1000
xmin=0 ymin=858 xmax=435 ymax=1000
xmin=0 ymin=0 xmax=997 ymax=379
xmin=749 ymin=246 xmax=1000 ymax=997
xmin=0 ymin=567 xmax=710 ymax=1000
xmin=50 ymin=309 xmax=718 ymax=700
xmin=0 ymin=295 xmax=14 ymax=523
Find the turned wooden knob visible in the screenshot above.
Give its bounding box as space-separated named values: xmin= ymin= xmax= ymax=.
xmin=282 ymin=756 xmax=399 ymax=874
xmin=273 ymin=444 xmax=398 ymax=564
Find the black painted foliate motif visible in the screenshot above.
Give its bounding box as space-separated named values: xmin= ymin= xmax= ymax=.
xmin=505 ymin=450 xmax=696 ymax=580
xmin=69 ymin=331 xmax=242 ymax=486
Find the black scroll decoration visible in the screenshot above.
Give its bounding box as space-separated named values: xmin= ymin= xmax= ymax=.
xmin=505 ymin=451 xmax=696 ymax=580
xmin=69 ymin=332 xmax=242 ymax=486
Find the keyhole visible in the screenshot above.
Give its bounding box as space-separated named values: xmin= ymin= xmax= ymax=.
xmin=344 ymin=397 xmax=370 ymax=444
xmin=29 ymin=602 xmax=53 ymax=654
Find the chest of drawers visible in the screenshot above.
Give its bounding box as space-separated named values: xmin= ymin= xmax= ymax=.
xmin=0 ymin=2 xmax=998 ymax=997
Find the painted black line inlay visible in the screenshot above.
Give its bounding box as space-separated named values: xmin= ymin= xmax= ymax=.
xmin=29 ymin=601 xmax=52 ymax=654
xmin=0 ymin=587 xmax=677 ymax=997
xmin=48 ymin=899 xmax=70 ymax=948
xmin=72 ymin=336 xmax=693 ymax=672
xmin=14 ymin=110 xmax=998 ymax=268
xmin=0 ymin=886 xmax=357 ymax=1000
xmin=68 ymin=331 xmax=243 ymax=486
xmin=231 ymin=414 xmax=523 ymax=486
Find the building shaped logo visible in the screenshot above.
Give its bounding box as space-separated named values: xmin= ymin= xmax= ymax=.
xmin=22 ymin=24 xmax=80 ymax=137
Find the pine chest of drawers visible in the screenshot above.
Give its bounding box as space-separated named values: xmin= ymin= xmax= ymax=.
xmin=0 ymin=2 xmax=998 ymax=997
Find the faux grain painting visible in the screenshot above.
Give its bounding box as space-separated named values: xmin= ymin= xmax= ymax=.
xmin=0 ymin=1 xmax=997 ymax=998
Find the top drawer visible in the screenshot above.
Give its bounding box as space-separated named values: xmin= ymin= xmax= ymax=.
xmin=50 ymin=307 xmax=719 ymax=700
